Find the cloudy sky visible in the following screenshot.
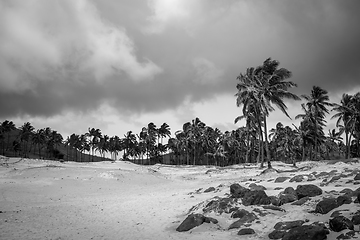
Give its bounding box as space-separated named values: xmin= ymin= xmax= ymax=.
xmin=1 ymin=0 xmax=360 ymax=138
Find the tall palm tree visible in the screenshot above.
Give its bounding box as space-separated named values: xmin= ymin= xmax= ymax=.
xmin=32 ymin=129 xmax=46 ymax=158
xmin=301 ymin=86 xmax=333 ymax=160
xmin=235 ymin=58 xmax=300 ymax=168
xmin=1 ymin=120 xmax=16 ymax=152
xmin=88 ymin=128 xmax=102 ymax=161
xmin=19 ymin=122 xmax=35 ymax=158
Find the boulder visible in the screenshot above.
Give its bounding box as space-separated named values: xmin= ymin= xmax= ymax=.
xmin=274 ymin=176 xmax=289 ymax=183
xmin=336 ymin=195 xmax=352 ymax=206
xmin=228 ymin=212 xmax=257 ymax=230
xmin=354 ymin=173 xmax=360 ymax=181
xmin=329 ymin=216 xmax=354 ymax=232
xmin=273 ymin=220 xmax=305 ymax=230
xmin=231 ymin=209 xmax=253 ymax=219
xmin=284 ymin=187 xmax=297 ymax=196
xmin=291 ymin=196 xmax=310 ymax=206
xmin=279 ymin=193 xmax=298 ymax=205
xmin=296 ymin=184 xmax=323 ymax=199
xmin=268 ymin=230 xmax=286 ymax=239
xmin=230 ymin=184 xmax=250 ymax=198
xmin=315 ymin=198 xmax=338 ymax=214
xmin=242 ymin=190 xmax=271 ymax=206
xmin=176 ymin=214 xmax=218 ymax=232
xmin=281 ymin=224 xmax=329 ymax=240
xmin=290 ymin=175 xmax=305 ymax=182
xmin=203 ymin=197 xmax=238 ymax=214
xmin=204 ymin=187 xmax=215 ymax=193
xmin=269 ymin=196 xmax=281 ymax=206
xmin=340 ymin=188 xmax=354 ymax=195
xmin=237 ymin=228 xmax=255 ymax=235
xmin=336 ymin=230 xmax=356 ymax=240
xmin=351 ymin=214 xmax=360 ymax=225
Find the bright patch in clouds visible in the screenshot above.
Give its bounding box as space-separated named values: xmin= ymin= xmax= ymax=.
xmin=0 ymin=0 xmax=162 ymax=93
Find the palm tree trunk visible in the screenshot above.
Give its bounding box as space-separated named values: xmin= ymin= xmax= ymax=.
xmin=263 ymin=116 xmax=272 ymax=169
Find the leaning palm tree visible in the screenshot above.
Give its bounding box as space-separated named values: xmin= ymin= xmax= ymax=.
xmin=236 ymin=59 xmax=300 ymax=168
xmin=1 ymin=120 xmax=16 ymax=152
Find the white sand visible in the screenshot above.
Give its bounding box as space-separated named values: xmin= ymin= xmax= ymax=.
xmin=1 ymin=157 xmax=360 ymax=240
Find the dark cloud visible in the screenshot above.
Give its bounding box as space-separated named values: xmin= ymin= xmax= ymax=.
xmin=1 ymin=0 xmax=360 ymax=121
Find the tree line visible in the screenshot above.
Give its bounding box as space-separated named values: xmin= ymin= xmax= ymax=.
xmin=0 ymin=58 xmax=359 ymax=167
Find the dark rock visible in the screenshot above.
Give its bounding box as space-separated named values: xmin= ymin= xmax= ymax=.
xmin=274 ymin=177 xmax=289 ymax=183
xmin=230 ymin=184 xmax=250 ymax=198
xmin=274 ymin=187 xmax=283 ymax=190
xmin=329 ymin=216 xmax=354 ymax=232
xmin=337 ymin=195 xmax=352 ymax=206
xmin=203 ymin=216 xmax=218 ymax=224
xmin=176 ymin=214 xmax=218 ymax=232
xmin=237 ymin=228 xmax=255 ymax=235
xmin=351 ymin=214 xmax=360 ymax=225
xmin=316 ymin=171 xmax=329 ymax=178
xmin=249 ymin=183 xmax=266 ymax=191
xmin=296 ymin=184 xmax=323 ymax=199
xmin=228 ymin=212 xmax=256 ymax=230
xmin=336 ymin=230 xmax=356 ymax=240
xmin=274 ymin=220 xmax=305 ymax=230
xmin=315 ymin=198 xmax=338 ymax=214
xmin=290 ymin=175 xmax=305 ymax=182
xmin=340 ymin=188 xmax=353 ymax=195
xmin=354 ymin=173 xmax=360 ymax=180
xmin=279 ymin=193 xmax=298 ymax=205
xmin=330 ymin=210 xmax=349 ymax=218
xmin=231 ymin=209 xmax=253 ymax=219
xmin=291 ymin=196 xmax=310 ymax=206
xmin=284 ymin=187 xmax=297 ymax=196
xmin=242 ymin=190 xmax=271 ymax=206
xmin=268 ymin=230 xmax=286 ymax=239
xmin=203 ymin=197 xmax=238 ymax=214
xmin=282 ymin=224 xmax=329 ymax=240
xmin=204 ymin=187 xmax=215 ymax=193
xmin=269 ymin=196 xmax=281 ymax=206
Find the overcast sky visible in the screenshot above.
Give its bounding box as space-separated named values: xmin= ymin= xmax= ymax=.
xmin=1 ymin=0 xmax=360 ymax=138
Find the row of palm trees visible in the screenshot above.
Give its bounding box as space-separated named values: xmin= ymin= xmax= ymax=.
xmin=1 ymin=58 xmax=359 ymax=167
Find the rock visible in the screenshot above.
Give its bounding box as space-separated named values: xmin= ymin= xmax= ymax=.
xmin=290 ymin=175 xmax=305 ymax=182
xmin=284 ymin=187 xmax=297 ymax=196
xmin=351 ymin=214 xmax=360 ymax=225
xmin=279 ymin=193 xmax=298 ymax=205
xmin=274 ymin=187 xmax=283 ymax=190
xmin=176 ymin=214 xmax=218 ymax=232
xmin=340 ymin=188 xmax=354 ymax=195
xmin=262 ymin=205 xmax=285 ymax=212
xmin=354 ymin=173 xmax=360 ymax=180
xmin=274 ymin=177 xmax=289 ymax=183
xmin=269 ymin=196 xmax=281 ymax=206
xmin=203 ymin=197 xmax=238 ymax=214
xmin=274 ymin=220 xmax=305 ymax=230
xmin=228 ymin=212 xmax=257 ymax=230
xmin=329 ymin=216 xmax=354 ymax=232
xmin=315 ymin=198 xmax=338 ymax=214
xmin=296 ymin=184 xmax=323 ymax=199
xmin=282 ymin=224 xmax=329 ymax=240
xmin=330 ymin=210 xmax=349 ymax=218
xmin=291 ymin=196 xmax=310 ymax=206
xmin=249 ymin=183 xmax=266 ymax=191
xmin=336 ymin=230 xmax=356 ymax=240
xmin=268 ymin=230 xmax=286 ymax=239
xmin=242 ymin=190 xmax=271 ymax=206
xmin=204 ymin=187 xmax=215 ymax=193
xmin=230 ymin=184 xmax=250 ymax=198
xmin=231 ymin=209 xmax=253 ymax=219
xmin=237 ymin=228 xmax=255 ymax=235
xmin=337 ymin=195 xmax=352 ymax=206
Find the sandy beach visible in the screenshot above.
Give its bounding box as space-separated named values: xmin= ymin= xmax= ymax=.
xmin=1 ymin=157 xmax=360 ymax=240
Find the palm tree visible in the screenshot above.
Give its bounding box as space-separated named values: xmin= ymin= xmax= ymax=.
xmin=235 ymin=58 xmax=300 ymax=168
xmin=1 ymin=120 xmax=16 ymax=153
xmin=300 ymin=86 xmax=333 ymax=160
xmin=32 ymin=129 xmax=46 ymax=158
xmin=123 ymin=131 xmax=137 ymax=160
xmin=88 ymin=128 xmax=102 ymax=161
xmin=19 ymin=122 xmax=35 ymax=158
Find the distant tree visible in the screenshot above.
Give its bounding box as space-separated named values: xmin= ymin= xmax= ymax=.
xmin=19 ymin=122 xmax=35 ymax=158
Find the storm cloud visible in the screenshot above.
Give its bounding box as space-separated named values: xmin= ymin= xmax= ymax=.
xmin=1 ymin=0 xmax=360 ymax=121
